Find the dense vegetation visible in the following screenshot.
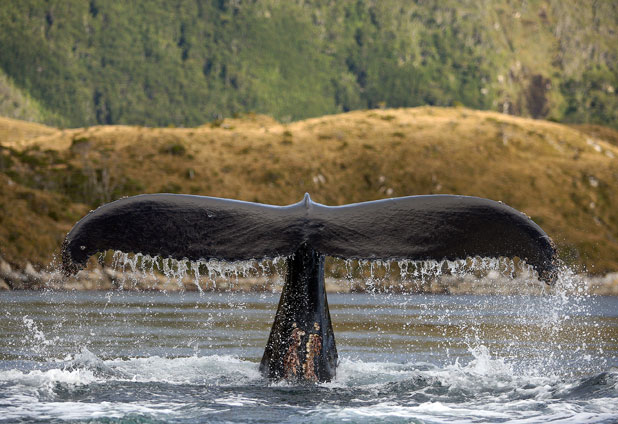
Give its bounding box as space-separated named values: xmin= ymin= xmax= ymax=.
xmin=0 ymin=0 xmax=616 ymax=128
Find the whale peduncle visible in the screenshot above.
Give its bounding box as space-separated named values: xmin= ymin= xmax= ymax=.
xmin=259 ymin=243 xmax=337 ymax=382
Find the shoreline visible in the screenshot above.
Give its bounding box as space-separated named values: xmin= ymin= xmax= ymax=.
xmin=2 ymin=258 xmax=617 ymax=296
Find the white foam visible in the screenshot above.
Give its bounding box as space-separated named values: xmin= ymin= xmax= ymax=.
xmin=214 ymin=394 xmax=261 ymax=407
xmin=0 ymin=351 xmax=261 ymax=392
xmin=0 ymin=352 xmax=616 ymax=423
xmin=315 ymin=365 xmax=616 ymax=424
xmin=0 ymin=399 xmax=181 ymax=421
xmin=0 ymin=367 xmax=101 ymax=392
xmin=328 ymin=358 xmax=427 ymax=388
xmin=107 ymin=354 xmax=262 ymax=384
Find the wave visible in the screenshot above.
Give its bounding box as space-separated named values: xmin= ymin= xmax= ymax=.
xmin=0 ymin=347 xmax=616 ymax=423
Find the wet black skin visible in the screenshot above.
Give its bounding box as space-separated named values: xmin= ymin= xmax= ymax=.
xmin=259 ymin=242 xmax=337 ymax=383
xmin=62 ymin=193 xmax=558 ymax=382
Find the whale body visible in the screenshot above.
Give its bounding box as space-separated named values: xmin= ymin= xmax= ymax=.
xmin=62 ymin=193 xmax=557 ymax=382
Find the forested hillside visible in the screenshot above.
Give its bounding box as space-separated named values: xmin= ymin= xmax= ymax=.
xmin=0 ymin=0 xmax=616 ymax=128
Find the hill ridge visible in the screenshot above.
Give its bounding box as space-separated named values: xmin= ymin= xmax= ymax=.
xmin=0 ymin=107 xmax=616 ymax=273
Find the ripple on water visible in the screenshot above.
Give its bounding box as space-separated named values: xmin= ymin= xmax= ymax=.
xmin=0 ymin=289 xmax=617 ymax=423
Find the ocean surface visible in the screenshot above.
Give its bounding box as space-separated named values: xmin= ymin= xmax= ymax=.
xmin=1 ymin=289 xmax=617 ymax=423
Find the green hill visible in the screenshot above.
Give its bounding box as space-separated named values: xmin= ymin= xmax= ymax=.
xmin=0 ymin=69 xmax=62 ymax=123
xmin=1 ymin=108 xmax=617 ymax=274
xmin=0 ymin=1 xmax=616 ymax=128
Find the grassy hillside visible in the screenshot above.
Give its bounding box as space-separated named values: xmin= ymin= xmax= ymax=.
xmin=1 ymin=107 xmax=617 ymax=274
xmin=0 ymin=1 xmax=616 ymax=128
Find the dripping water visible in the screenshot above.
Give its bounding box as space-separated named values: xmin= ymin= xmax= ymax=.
xmin=1 ymin=252 xmax=615 ymax=422
xmin=101 ymin=250 xmax=552 ymax=295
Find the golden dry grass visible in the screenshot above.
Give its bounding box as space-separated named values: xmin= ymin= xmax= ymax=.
xmin=1 ymin=107 xmax=617 ymax=273
xmin=0 ymin=173 xmax=86 ymax=267
xmin=0 ymin=116 xmax=57 ymax=145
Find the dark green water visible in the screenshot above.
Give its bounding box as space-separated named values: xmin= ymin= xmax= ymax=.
xmin=1 ymin=291 xmax=617 ymax=423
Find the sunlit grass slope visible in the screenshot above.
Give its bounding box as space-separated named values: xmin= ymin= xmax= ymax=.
xmin=1 ymin=107 xmax=617 ymax=273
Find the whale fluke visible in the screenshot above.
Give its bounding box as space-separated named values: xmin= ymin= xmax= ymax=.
xmin=62 ymin=193 xmax=557 ymax=281
xmin=61 ymin=193 xmax=558 ymax=382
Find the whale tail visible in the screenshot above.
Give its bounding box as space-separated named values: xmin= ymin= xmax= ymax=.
xmin=61 ymin=193 xmax=558 ymax=382
xmin=259 ymin=243 xmax=337 ymax=383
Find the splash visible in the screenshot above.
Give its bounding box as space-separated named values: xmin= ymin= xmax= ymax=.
xmin=333 ymin=256 xmax=553 ymax=294
xmin=104 ymin=251 xmax=287 ymax=292
xmin=45 ymin=251 xmax=603 ymax=378
xmin=1 ymin=289 xmax=616 ymax=423
xmin=80 ymin=250 xmax=566 ymax=296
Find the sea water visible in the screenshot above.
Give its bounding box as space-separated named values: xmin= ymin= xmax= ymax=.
xmin=1 ymin=289 xmax=617 ymax=423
